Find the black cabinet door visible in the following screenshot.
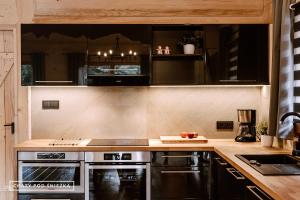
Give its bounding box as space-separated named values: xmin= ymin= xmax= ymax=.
xmin=212 ymin=156 xmax=247 ymax=200
xmin=151 ymin=151 xmax=210 ymax=200
xmin=205 ymin=25 xmax=269 ymax=85
xmin=244 ymin=186 xmax=273 ymax=200
xmin=21 ymin=24 xmax=151 ymax=86
xmin=21 ymin=25 xmax=87 ymax=86
xmin=151 ymin=166 xmax=209 ymax=200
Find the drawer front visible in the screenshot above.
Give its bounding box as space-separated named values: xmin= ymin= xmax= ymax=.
xmin=151 ymin=152 xmax=210 ymax=167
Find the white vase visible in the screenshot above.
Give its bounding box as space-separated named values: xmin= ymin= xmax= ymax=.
xmin=261 ymin=135 xmax=274 ymax=147
xmin=183 ymin=44 xmax=195 ymax=54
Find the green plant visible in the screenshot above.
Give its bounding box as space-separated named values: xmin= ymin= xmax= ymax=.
xmin=177 ymin=32 xmax=203 ymax=49
xmin=256 ymin=121 xmax=268 ymax=136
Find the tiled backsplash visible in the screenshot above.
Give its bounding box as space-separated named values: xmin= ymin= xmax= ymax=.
xmin=31 ymin=86 xmax=270 ymax=139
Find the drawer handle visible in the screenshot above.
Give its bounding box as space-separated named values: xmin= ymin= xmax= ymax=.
xmin=161 ymin=170 xmax=200 ymax=174
xmin=32 ymin=199 xmax=71 ymax=200
xmin=246 ymin=186 xmax=272 ymax=200
xmin=226 ymin=168 xmax=245 ymax=180
xmin=35 ymin=81 xmax=73 ymax=83
xmin=214 ymin=157 xmax=228 ymax=166
xmin=161 ymin=155 xmax=200 ymax=158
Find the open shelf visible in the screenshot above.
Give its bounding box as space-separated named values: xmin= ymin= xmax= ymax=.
xmin=152 ymin=54 xmax=203 ymax=60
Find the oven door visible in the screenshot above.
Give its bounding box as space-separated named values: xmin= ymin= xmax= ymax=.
xmin=18 ymin=161 xmax=84 ymax=193
xmin=151 ymin=166 xmax=209 ymax=200
xmin=85 ymin=164 xmax=150 ymax=200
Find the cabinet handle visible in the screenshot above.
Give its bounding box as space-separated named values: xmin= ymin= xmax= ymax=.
xmin=246 ymin=186 xmax=272 ymax=200
xmin=161 ymin=155 xmax=200 ymax=158
xmin=219 ymin=80 xmax=256 ymax=82
xmin=161 ymin=170 xmax=200 ymax=174
xmin=4 ymin=122 xmax=14 ymax=134
xmin=35 ymin=81 xmax=73 ymax=83
xmin=226 ymin=168 xmax=245 ymax=180
xmin=32 ymin=199 xmax=71 ymax=200
xmin=213 ymin=157 xmax=228 ymax=166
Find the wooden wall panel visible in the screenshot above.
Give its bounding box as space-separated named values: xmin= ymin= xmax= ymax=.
xmin=30 ymin=0 xmax=272 ymax=24
xmin=34 ymin=0 xmax=264 ymax=17
xmin=0 ymin=83 xmax=6 ymax=200
xmin=4 ymin=62 xmax=16 ymax=200
xmin=0 ymin=28 xmax=18 ymax=200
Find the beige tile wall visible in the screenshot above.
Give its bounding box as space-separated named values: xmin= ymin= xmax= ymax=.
xmin=31 ymin=86 xmax=270 ymax=139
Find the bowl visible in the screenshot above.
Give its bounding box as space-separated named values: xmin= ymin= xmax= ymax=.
xmin=181 ymin=132 xmax=198 ymax=139
xmin=180 ymin=132 xmax=188 ymax=138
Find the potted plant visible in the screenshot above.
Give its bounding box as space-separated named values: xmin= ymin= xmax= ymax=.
xmin=257 ymin=121 xmax=273 ymax=147
xmin=178 ymin=32 xmax=203 ymax=55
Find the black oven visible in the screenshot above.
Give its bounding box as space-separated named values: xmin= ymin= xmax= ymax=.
xmin=17 ymin=152 xmax=84 ymax=200
xmin=85 ymin=152 xmax=151 ymax=200
xmin=151 ymin=151 xmax=211 ymax=200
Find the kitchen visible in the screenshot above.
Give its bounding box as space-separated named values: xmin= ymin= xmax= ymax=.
xmin=1 ymin=0 xmax=300 ymax=200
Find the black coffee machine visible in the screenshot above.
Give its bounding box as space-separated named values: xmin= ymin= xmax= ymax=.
xmin=235 ymin=109 xmax=256 ymax=142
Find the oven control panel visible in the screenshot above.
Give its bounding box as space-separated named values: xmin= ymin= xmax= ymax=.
xmin=37 ymin=153 xmax=66 ymax=159
xmin=104 ymin=153 xmax=132 ymax=161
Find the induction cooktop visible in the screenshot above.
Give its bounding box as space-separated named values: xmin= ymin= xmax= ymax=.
xmin=87 ymin=139 xmax=149 ymax=146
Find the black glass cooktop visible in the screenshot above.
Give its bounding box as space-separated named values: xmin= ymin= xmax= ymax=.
xmin=87 ymin=139 xmax=149 ymax=146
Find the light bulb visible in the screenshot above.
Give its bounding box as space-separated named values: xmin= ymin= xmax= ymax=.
xmin=104 ymin=52 xmax=107 ymax=57
xmin=97 ymin=51 xmax=101 ymax=56
xmin=129 ymin=50 xmax=133 ymax=55
xmin=133 ymin=52 xmax=137 ymax=56
xmin=109 ymin=50 xmax=113 ymax=54
xmin=121 ymin=52 xmax=124 ymax=57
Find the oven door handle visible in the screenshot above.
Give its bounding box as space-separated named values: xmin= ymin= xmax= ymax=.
xmin=88 ymin=165 xmax=146 ymax=169
xmin=19 ymin=162 xmax=80 ymax=167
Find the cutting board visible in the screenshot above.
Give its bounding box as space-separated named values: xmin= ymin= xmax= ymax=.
xmin=160 ymin=136 xmax=208 ymax=144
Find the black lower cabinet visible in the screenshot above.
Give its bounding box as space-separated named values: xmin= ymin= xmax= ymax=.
xmin=212 ymin=154 xmax=274 ymax=200
xmin=212 ymin=155 xmax=248 ymax=200
xmin=244 ymin=185 xmax=273 ymax=200
xmin=151 ymin=151 xmax=210 ymax=200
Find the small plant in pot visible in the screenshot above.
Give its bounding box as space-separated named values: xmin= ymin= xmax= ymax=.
xmin=257 ymin=121 xmax=273 ymax=147
xmin=178 ymin=32 xmax=203 ymax=55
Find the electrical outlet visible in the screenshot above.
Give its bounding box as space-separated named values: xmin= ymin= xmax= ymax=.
xmin=42 ymin=100 xmax=59 ymax=110
xmin=216 ymin=121 xmax=234 ymax=130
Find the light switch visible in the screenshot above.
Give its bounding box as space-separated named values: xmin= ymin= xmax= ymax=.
xmin=42 ymin=100 xmax=59 ymax=110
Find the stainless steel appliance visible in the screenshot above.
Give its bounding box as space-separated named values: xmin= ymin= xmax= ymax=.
xmin=85 ymin=151 xmax=151 ymax=200
xmin=235 ymin=109 xmax=256 ymax=142
xmin=151 ymin=151 xmax=211 ymax=200
xmin=87 ymin=139 xmax=149 ymax=146
xmin=18 ymin=152 xmax=84 ymax=200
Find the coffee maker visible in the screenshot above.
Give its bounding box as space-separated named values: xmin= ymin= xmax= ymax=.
xmin=235 ymin=109 xmax=256 ymax=142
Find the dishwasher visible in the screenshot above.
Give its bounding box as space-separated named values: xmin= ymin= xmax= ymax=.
xmin=151 ymin=151 xmax=211 ymax=200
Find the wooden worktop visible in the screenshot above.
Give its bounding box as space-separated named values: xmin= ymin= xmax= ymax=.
xmin=15 ymin=139 xmax=299 ymax=200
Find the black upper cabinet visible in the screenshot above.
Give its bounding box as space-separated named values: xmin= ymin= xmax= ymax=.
xmin=21 ymin=24 xmax=269 ymax=86
xmin=206 ymin=25 xmax=269 ymax=84
xmin=21 ymin=24 xmax=151 ymax=86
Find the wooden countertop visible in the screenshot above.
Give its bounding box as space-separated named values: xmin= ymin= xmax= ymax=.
xmin=15 ymin=139 xmax=299 ymax=200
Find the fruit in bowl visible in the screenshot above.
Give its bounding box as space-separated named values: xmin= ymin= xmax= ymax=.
xmin=187 ymin=132 xmax=198 ymax=139
xmin=181 ymin=132 xmax=198 ymax=139
xmin=180 ymin=132 xmax=188 ymax=138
